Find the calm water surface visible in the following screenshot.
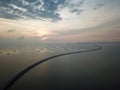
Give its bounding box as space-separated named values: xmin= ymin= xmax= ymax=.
xmin=0 ymin=42 xmax=120 ymax=90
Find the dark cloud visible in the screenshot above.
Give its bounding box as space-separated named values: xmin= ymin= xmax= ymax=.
xmin=93 ymin=3 xmax=103 ymax=10
xmin=63 ymin=0 xmax=85 ymax=14
xmin=0 ymin=0 xmax=84 ymax=21
xmin=70 ymin=9 xmax=84 ymax=14
xmin=7 ymin=30 xmax=15 ymax=33
xmin=17 ymin=36 xmax=24 ymax=40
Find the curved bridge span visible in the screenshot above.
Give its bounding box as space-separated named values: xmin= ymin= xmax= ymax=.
xmin=1 ymin=46 xmax=102 ymax=90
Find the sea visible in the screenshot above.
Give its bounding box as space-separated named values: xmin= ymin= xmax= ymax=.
xmin=0 ymin=42 xmax=120 ymax=90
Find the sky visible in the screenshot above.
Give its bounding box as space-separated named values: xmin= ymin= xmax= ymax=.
xmin=0 ymin=0 xmax=120 ymax=43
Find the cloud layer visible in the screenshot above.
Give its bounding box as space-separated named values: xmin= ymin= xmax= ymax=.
xmin=0 ymin=0 xmax=85 ymax=21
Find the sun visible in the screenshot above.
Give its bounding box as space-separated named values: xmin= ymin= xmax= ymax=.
xmin=34 ymin=30 xmax=57 ymax=41
xmin=36 ymin=31 xmax=50 ymax=40
xmin=38 ymin=31 xmax=49 ymax=37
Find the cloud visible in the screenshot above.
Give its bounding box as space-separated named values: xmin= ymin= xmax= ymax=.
xmin=7 ymin=29 xmax=15 ymax=33
xmin=33 ymin=36 xmax=41 ymax=39
xmin=70 ymin=9 xmax=84 ymax=14
xmin=33 ymin=32 xmax=39 ymax=35
xmin=64 ymin=0 xmax=85 ymax=14
xmin=16 ymin=36 xmax=24 ymax=40
xmin=0 ymin=0 xmax=85 ymax=21
xmin=93 ymin=3 xmax=103 ymax=10
xmin=0 ymin=0 xmax=65 ymax=21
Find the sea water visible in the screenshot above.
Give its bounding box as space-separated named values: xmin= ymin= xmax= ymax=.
xmin=0 ymin=42 xmax=120 ymax=90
